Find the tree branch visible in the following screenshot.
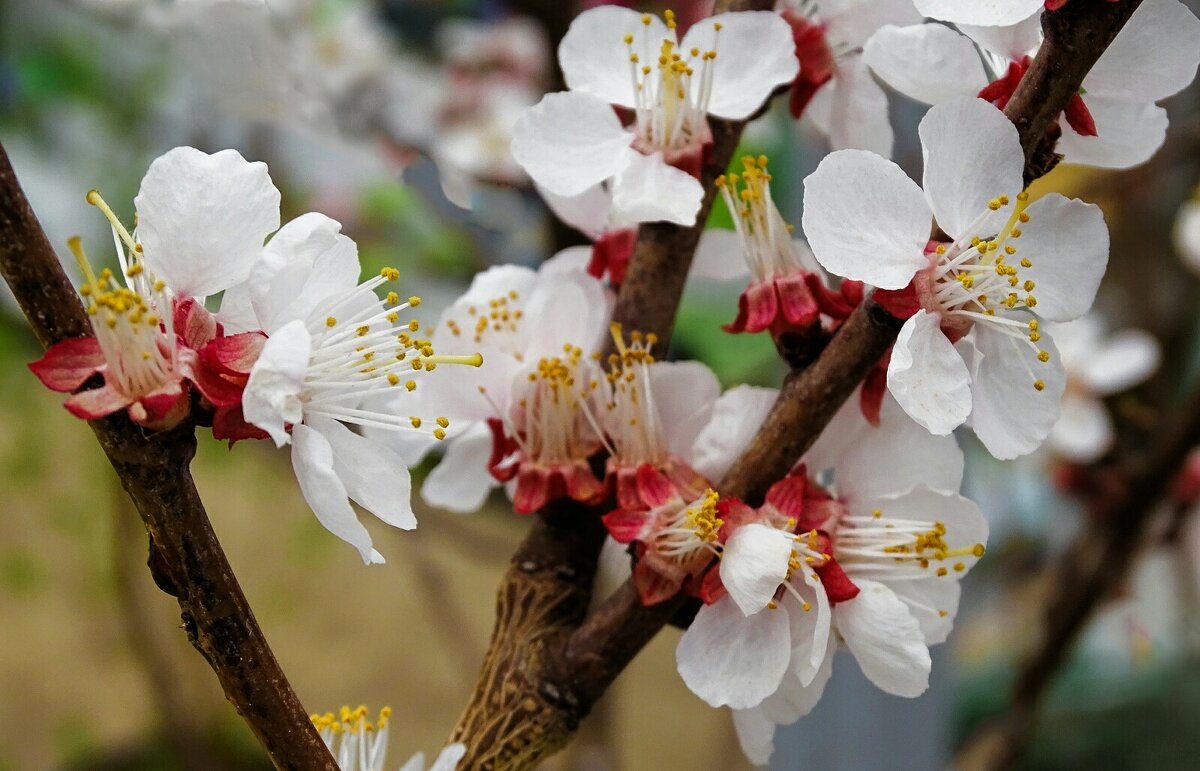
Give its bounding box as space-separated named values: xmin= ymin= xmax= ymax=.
xmin=0 ymin=141 xmax=336 ymax=771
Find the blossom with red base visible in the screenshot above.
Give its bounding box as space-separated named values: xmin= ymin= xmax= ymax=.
xmin=603 ymin=464 xmax=724 ymax=605
xmin=716 ymin=155 xmax=863 ymax=340
xmin=676 ymin=396 xmax=987 ymax=765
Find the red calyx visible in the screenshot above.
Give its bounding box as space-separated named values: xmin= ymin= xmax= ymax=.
xmin=588 ymin=228 xmax=638 ymax=286
xmin=781 ymin=11 xmax=835 ymax=119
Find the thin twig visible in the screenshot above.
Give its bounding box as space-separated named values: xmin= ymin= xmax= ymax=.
xmin=0 ymin=141 xmax=337 ymax=771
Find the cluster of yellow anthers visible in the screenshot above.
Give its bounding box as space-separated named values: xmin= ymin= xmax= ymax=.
xmin=932 ymin=190 xmax=1052 ymax=392
xmin=621 ymin=10 xmax=722 ymax=150
xmin=316 ymin=267 xmax=482 ymax=442
xmin=443 ymin=289 xmax=524 ymax=346
xmin=764 ymin=526 xmax=829 ymax=612
xmin=310 ymin=705 xmax=392 ymax=736
xmin=605 ymin=323 xmax=657 ymax=394
xmin=879 ymin=518 xmax=986 ymax=575
xmin=685 ymin=488 xmax=723 ymax=543
xmin=69 ymin=198 xmax=176 ymax=398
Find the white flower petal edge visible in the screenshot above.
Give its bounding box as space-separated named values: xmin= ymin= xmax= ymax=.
xmin=802 ymin=150 xmax=931 ymax=289
xmin=804 ymin=55 xmax=894 ymax=157
xmin=421 ymin=422 xmax=497 ymax=513
xmin=914 ymin=0 xmax=1044 ymax=27
xmin=680 ymin=11 xmax=799 ymax=120
xmin=291 ymin=422 xmax=385 ymax=565
xmin=833 ymin=578 xmax=931 ymax=697
xmin=969 ymin=322 xmax=1067 ymax=460
xmin=243 ymin=319 xmax=310 ymax=447
xmin=1011 ymin=193 xmax=1109 ymax=321
xmin=919 ymin=97 xmax=1024 ymax=240
xmin=690 ymin=385 xmax=779 ymax=481
xmin=135 ymin=146 xmax=281 ymax=298
xmin=1080 ymin=329 xmax=1161 ymax=394
xmin=1085 ymin=0 xmax=1200 ymax=103
xmin=610 ymin=148 xmax=704 ymax=227
xmin=510 ymin=91 xmax=634 ymax=197
xmin=862 ymin=24 xmax=986 ymax=106
xmin=721 ymin=524 xmax=794 ymax=615
xmin=558 ymin=6 xmax=672 ymax=109
xmin=308 ymin=414 xmax=416 ymax=531
xmin=888 ymin=310 xmax=973 ymax=436
xmin=676 ymin=595 xmax=792 ymax=709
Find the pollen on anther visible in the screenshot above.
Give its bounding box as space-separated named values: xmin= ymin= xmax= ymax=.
xmin=326 ymin=316 xmax=337 ymax=327
xmin=1033 ymin=379 xmax=1045 ymax=391
xmin=1037 ymin=350 xmax=1050 ymax=362
xmin=434 ymin=428 xmax=447 ymax=440
xmin=405 ymin=380 xmax=416 ymax=391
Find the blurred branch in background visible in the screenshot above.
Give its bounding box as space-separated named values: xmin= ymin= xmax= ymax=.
xmin=0 ymin=141 xmax=336 ymax=771
xmin=958 ymin=375 xmax=1200 ymax=771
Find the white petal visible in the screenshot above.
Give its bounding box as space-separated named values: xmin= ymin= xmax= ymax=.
xmin=732 ymin=707 xmax=777 ymax=767
xmin=676 ymin=596 xmax=792 ymax=709
xmin=610 ymin=149 xmax=703 ymax=226
xmin=510 ymin=91 xmax=634 ymax=197
xmin=305 ymin=415 xmax=416 ymax=530
xmin=542 ymin=245 xmax=594 ymax=276
xmin=1013 ymin=193 xmax=1108 ymax=322
xmin=887 ymin=311 xmax=973 ymax=436
xmin=243 ymin=319 xmax=310 ymax=447
xmin=836 ymin=394 xmax=966 ymax=501
xmin=790 ymin=569 xmax=832 ymax=686
xmin=914 ymin=0 xmax=1043 ymax=26
xmin=1056 ymin=97 xmax=1168 ymax=170
xmin=863 ymin=25 xmax=987 ymax=106
xmin=521 ymin=269 xmax=611 ymax=361
xmin=135 ymin=146 xmax=280 ymax=297
xmin=834 ymin=578 xmax=931 ymax=697
xmin=539 ymin=183 xmax=612 ymax=240
xmin=1086 ymin=0 xmax=1200 ymax=102
xmin=1047 ymin=393 xmax=1113 ymax=462
xmin=1079 ymin=329 xmax=1161 ymax=395
xmin=216 ymin=281 xmax=258 ymax=333
xmin=720 ymin=524 xmax=794 ymax=616
xmin=422 ymin=422 xmax=497 ymax=514
xmin=763 ymin=641 xmax=834 ymax=723
xmin=291 ymin=422 xmax=379 ymax=565
xmin=805 ymin=55 xmax=894 ymax=157
xmin=801 ymin=150 xmax=931 ymax=289
xmin=429 ymin=743 xmax=468 ymax=771
xmin=682 ymin=11 xmax=799 ymax=119
xmin=823 ymin=0 xmax=923 ymax=48
xmin=969 ymin=323 xmax=1066 ymax=459
xmin=920 ymin=98 xmax=1023 ymax=239
xmin=889 ymin=579 xmax=962 ymax=646
xmin=250 ymin=212 xmax=360 ymax=332
xmin=649 ymin=361 xmax=721 ymax=458
xmin=692 ymin=228 xmax=751 ymax=282
xmin=959 ymin=14 xmax=1044 ymax=60
xmin=690 ymin=385 xmax=779 ymax=481
xmin=559 ymin=6 xmax=670 ymax=109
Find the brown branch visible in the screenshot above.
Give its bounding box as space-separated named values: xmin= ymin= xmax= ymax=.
xmin=0 ymin=141 xmax=336 ymax=771
xmin=450 ymin=1 xmax=1145 ymax=767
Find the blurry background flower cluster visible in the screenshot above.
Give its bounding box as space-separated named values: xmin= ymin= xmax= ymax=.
xmin=3 ymin=0 xmax=1200 ymax=768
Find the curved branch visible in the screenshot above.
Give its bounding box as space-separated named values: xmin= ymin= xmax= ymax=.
xmin=0 ymin=142 xmax=337 ymax=771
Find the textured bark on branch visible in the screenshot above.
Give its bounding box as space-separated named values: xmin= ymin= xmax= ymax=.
xmin=451 ymin=1 xmax=1145 ymax=768
xmin=0 ymin=142 xmax=337 ymax=771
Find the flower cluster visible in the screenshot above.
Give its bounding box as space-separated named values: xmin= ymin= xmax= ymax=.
xmin=32 ymin=146 xmax=481 ymax=564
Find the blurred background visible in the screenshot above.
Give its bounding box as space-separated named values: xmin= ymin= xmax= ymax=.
xmin=2 ymin=0 xmax=1200 ymax=768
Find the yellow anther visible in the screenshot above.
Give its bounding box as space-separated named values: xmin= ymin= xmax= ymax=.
xmin=623 ymin=33 xmax=634 ymax=44
xmin=1033 ymin=379 xmax=1045 ymax=391
xmin=436 ymin=417 xmax=449 ymax=428
xmin=434 ymin=428 xmax=446 ymax=440
xmin=1037 ymin=350 xmax=1050 ymax=362
xmin=380 ymin=266 xmax=400 ymax=280
xmin=356 ymin=325 xmax=369 ymax=336
xmin=405 ymin=380 xmax=416 ymax=391
xmin=410 ymin=417 xmax=422 ymax=428
xmin=387 ymin=373 xmax=400 ymax=386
